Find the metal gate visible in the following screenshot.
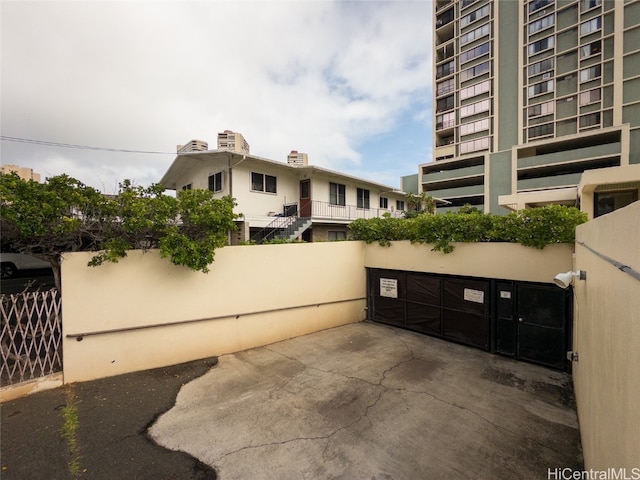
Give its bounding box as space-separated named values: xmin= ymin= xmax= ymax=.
xmin=369 ymin=269 xmax=490 ymax=351
xmin=368 ymin=269 xmax=572 ymax=370
xmin=495 ymin=282 xmax=571 ymax=370
xmin=1 ymin=289 xmax=62 ymax=385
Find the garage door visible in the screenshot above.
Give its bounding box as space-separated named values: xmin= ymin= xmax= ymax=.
xmin=368 ymin=269 xmax=572 ymax=370
xmin=369 ymin=269 xmax=490 ymax=351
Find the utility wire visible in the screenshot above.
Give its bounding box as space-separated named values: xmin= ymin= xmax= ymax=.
xmin=0 ymin=135 xmax=175 ymax=155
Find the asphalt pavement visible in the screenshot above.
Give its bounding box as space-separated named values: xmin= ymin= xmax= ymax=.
xmin=1 ymin=322 xmax=583 ymax=480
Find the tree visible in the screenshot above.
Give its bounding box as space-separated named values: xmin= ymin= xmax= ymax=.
xmin=0 ymin=173 xmax=239 ymax=291
xmin=404 ymin=192 xmax=436 ymax=218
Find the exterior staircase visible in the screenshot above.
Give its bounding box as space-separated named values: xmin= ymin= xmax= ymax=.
xmin=251 ymin=216 xmax=312 ymax=244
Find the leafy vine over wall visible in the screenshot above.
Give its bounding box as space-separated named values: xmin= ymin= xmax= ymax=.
xmin=348 ymin=205 xmax=587 ymax=253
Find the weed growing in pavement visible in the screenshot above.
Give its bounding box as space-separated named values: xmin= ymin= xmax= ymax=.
xmin=61 ymin=384 xmax=83 ymax=479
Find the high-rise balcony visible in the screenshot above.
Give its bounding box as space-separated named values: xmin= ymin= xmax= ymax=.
xmin=436 ymin=8 xmax=455 ymax=29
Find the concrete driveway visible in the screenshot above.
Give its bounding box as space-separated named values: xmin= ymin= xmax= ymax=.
xmin=149 ymin=322 xmax=582 ymax=479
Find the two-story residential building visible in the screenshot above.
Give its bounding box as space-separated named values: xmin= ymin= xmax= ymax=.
xmin=159 ymin=134 xmax=408 ymax=244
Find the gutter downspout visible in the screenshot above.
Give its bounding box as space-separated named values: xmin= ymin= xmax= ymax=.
xmin=228 ymin=153 xmax=247 ymax=244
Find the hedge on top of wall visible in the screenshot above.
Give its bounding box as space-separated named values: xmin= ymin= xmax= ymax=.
xmin=348 ymin=205 xmax=588 ymax=253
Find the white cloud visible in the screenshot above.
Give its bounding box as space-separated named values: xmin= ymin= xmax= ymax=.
xmin=1 ymin=0 xmax=432 ymax=190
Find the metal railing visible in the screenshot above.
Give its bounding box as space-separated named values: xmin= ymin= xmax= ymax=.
xmin=308 ymin=200 xmax=402 ymax=221
xmin=1 ymin=289 xmax=62 ymax=385
xmin=251 ymin=200 xmax=403 ymax=243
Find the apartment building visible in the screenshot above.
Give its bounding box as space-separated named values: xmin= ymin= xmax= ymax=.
xmin=287 ymin=150 xmax=309 ymax=167
xmin=160 ymin=137 xmax=407 ymax=244
xmin=0 ymin=164 xmax=41 ymax=182
xmin=420 ymin=0 xmax=640 ymax=218
xmin=217 ymin=130 xmax=251 ymax=155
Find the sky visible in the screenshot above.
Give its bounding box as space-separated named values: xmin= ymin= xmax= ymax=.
xmin=1 ymin=0 xmax=433 ymax=192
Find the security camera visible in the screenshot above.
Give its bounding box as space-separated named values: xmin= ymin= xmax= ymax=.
xmin=553 ymin=271 xmax=586 ymax=289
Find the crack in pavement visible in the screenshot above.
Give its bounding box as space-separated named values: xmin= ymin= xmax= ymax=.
xmin=203 ymin=336 xmax=570 ymax=467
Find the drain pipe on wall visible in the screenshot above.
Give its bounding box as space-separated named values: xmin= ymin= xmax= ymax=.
xmin=228 ymin=153 xmax=247 ymax=244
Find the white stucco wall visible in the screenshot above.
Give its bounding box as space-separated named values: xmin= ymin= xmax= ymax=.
xmin=232 ymin=160 xmax=300 ymax=217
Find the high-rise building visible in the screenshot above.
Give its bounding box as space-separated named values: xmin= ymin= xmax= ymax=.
xmin=0 ymin=164 xmax=41 ymax=182
xmin=422 ymin=0 xmax=640 ymax=217
xmin=217 ymin=130 xmax=250 ymax=154
xmin=176 ymin=139 xmax=208 ymax=153
xmin=287 ymin=150 xmax=308 ymax=167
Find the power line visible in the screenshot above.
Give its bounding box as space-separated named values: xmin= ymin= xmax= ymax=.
xmin=0 ymin=135 xmax=175 ymax=155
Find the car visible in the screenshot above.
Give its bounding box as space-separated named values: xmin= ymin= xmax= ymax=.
xmin=0 ymin=253 xmax=52 ymax=279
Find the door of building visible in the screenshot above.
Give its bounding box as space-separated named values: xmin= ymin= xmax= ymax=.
xmin=300 ymin=179 xmax=311 ymax=217
xmin=515 ymin=284 xmax=569 ymax=370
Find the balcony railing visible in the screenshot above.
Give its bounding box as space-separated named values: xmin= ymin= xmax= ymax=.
xmin=309 ymin=200 xmax=402 ymax=221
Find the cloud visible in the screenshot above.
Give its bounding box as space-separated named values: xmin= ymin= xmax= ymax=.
xmin=1 ymin=0 xmax=432 ymax=191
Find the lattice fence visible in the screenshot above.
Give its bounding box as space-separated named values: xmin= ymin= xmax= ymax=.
xmin=1 ymin=289 xmax=62 ymax=386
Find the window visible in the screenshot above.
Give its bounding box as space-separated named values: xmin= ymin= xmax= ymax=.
xmin=581 ymin=0 xmax=601 ymax=11
xmin=580 ymin=40 xmax=601 ymax=58
xmin=528 ymin=79 xmax=554 ymax=98
xmin=594 ymin=190 xmax=637 ymax=217
xmin=459 ymin=137 xmax=490 ymax=154
xmin=528 ymin=36 xmax=554 ymax=56
xmin=460 ymin=4 xmax=490 ymax=28
xmin=437 ymin=78 xmax=455 ymax=96
xmin=182 ymin=184 xmax=192 ymax=190
xmin=357 ymin=188 xmax=370 ymax=209
xmin=436 ymin=8 xmax=454 ymax=28
xmin=528 ymin=123 xmax=554 ymax=138
xmin=437 ymin=95 xmax=455 ymax=113
xmin=436 ymin=111 xmax=456 ymax=130
xmin=460 ymin=61 xmax=490 ymax=82
xmin=460 ymin=42 xmax=490 ymax=64
xmin=528 ymin=58 xmax=554 ymax=77
xmin=460 ymin=23 xmax=490 ymax=46
xmin=528 ymin=14 xmax=554 ymax=34
xmin=528 ymin=100 xmax=554 ymax=117
xmin=379 ymin=197 xmax=389 ymax=209
xmin=436 ymin=60 xmax=455 ymax=79
xmin=579 ymin=112 xmax=600 ymax=128
xmin=460 ymin=118 xmax=490 ymax=136
xmin=328 ymin=231 xmax=347 ymax=241
xmin=251 ymin=172 xmax=277 ymax=193
xmin=396 ymin=200 xmax=405 ymax=211
xmin=460 ymin=99 xmax=490 ymax=118
xmin=579 ymin=88 xmax=600 ymax=105
xmin=330 ymin=182 xmax=346 ymax=206
xmin=529 ymin=0 xmax=552 ymax=13
xmin=460 ymin=80 xmax=490 ymax=100
xmin=579 ymin=64 xmax=601 ymax=83
xmin=580 ymin=17 xmax=601 ymax=36
xmin=208 ymin=172 xmax=223 ymax=192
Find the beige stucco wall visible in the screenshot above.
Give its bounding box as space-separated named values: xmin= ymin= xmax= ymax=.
xmin=573 ymin=201 xmax=640 ymax=469
xmin=364 ymin=241 xmax=574 ymax=283
xmin=578 ymin=164 xmax=640 ymax=220
xmin=61 ymin=242 xmax=366 ymax=382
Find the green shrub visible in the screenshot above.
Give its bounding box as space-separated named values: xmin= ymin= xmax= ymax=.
xmin=348 ymin=205 xmax=587 ymax=253
xmin=349 ymin=215 xmax=410 ymax=246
